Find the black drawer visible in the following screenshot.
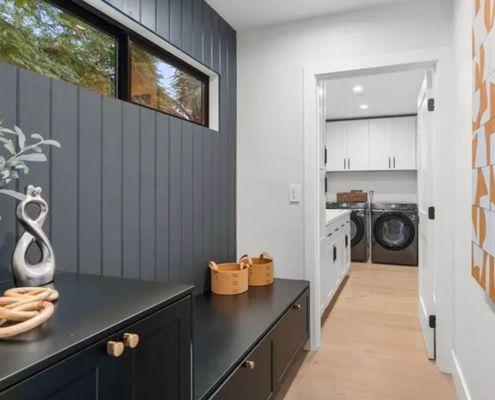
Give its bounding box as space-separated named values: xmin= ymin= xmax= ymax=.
xmin=273 ymin=289 xmax=309 ymax=387
xmin=211 ymin=336 xmax=272 ymax=400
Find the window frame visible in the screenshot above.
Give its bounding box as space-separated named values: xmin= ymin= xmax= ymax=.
xmin=28 ymin=0 xmax=210 ymax=127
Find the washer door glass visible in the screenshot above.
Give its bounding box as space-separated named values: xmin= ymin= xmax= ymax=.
xmin=350 ymin=213 xmax=364 ymax=247
xmin=373 ymin=212 xmax=415 ymax=251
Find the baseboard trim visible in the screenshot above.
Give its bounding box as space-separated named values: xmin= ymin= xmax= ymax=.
xmin=451 ymin=350 xmax=471 ymax=400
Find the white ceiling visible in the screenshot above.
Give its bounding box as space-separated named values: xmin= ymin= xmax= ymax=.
xmin=206 ymin=0 xmax=413 ymax=31
xmin=325 ymin=69 xmax=426 ymax=120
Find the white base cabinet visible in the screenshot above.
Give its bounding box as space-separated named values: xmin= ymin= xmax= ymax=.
xmin=320 ymin=214 xmax=351 ymax=316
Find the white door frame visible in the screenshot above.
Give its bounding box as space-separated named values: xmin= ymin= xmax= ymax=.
xmin=302 ymin=48 xmax=454 ymax=373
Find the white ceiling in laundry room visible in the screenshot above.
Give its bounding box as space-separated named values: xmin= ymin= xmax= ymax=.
xmin=206 ymin=0 xmax=414 ymax=31
xmin=325 ymin=69 xmax=426 ymax=120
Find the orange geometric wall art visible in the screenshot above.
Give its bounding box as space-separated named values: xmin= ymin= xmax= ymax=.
xmin=473 ymin=0 xmax=495 ymax=299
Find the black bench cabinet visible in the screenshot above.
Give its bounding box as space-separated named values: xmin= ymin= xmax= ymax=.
xmin=0 ymin=273 xmax=193 ymax=400
xmin=0 ymin=274 xmax=309 ymax=400
xmin=194 ymin=278 xmax=310 ymax=400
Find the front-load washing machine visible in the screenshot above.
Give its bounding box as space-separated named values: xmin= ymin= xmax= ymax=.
xmin=327 ymin=202 xmax=369 ymax=262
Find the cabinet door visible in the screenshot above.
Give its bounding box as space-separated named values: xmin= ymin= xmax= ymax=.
xmin=326 ymin=121 xmax=348 ymax=171
xmin=211 ymin=335 xmax=272 ymax=400
xmin=330 ymin=238 xmax=339 ymax=288
xmin=337 ymin=234 xmax=346 ymax=277
xmin=391 ymin=116 xmax=417 ymax=170
xmin=320 ymin=235 xmax=333 ymax=312
xmin=346 ymin=120 xmax=369 ymax=171
xmin=0 ymin=337 xmax=116 ymax=400
xmin=369 ymin=119 xmax=392 ymax=170
xmin=116 ymin=297 xmax=192 ymax=400
xmin=343 ymin=220 xmax=351 ymax=271
xmin=273 ymin=290 xmax=309 ymax=389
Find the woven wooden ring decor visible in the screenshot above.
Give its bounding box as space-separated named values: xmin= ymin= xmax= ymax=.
xmin=0 ymin=287 xmax=59 ymax=339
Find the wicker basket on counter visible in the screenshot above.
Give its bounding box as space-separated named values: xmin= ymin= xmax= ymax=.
xmin=336 ymin=191 xmax=368 ymax=202
xmin=240 ymin=252 xmax=274 ymax=287
xmin=209 ymin=259 xmax=250 ymax=295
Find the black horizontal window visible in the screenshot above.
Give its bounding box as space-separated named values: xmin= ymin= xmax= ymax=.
xmin=0 ymin=0 xmax=118 ymax=97
xmin=130 ymin=40 xmax=208 ymax=126
xmin=0 ymin=0 xmax=210 ymax=127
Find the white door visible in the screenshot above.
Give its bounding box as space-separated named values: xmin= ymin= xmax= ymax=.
xmin=326 ymin=121 xmax=348 ymax=171
xmin=417 ymin=72 xmax=436 ymax=360
xmin=347 ymin=120 xmax=369 ymax=171
xmin=392 ymin=116 xmax=417 ymax=170
xmin=369 ymin=118 xmax=392 ymax=170
xmin=319 ymin=81 xmax=327 ymax=171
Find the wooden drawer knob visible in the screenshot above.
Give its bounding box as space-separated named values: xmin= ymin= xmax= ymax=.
xmin=107 ymin=341 xmax=125 ymax=357
xmin=244 ymin=360 xmax=255 ymax=370
xmin=123 ymin=332 xmax=140 ymax=349
xmin=292 ymin=303 xmax=301 ymax=310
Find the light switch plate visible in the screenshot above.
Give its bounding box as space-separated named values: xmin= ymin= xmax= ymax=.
xmin=289 ymin=184 xmax=301 ymax=203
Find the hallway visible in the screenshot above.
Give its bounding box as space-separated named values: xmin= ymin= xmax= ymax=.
xmin=284 ymin=263 xmax=457 ymax=400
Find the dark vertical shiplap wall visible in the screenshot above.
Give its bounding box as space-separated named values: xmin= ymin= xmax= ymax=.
xmin=0 ymin=0 xmax=236 ymax=294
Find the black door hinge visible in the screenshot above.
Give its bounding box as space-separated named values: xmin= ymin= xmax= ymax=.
xmin=429 ymin=315 xmax=436 ymax=329
xmin=324 ymin=146 xmax=327 ymax=165
xmin=428 ymin=98 xmax=435 ymax=112
xmin=428 ymin=206 xmax=435 ymax=220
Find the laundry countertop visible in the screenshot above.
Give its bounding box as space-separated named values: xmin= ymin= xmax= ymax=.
xmin=326 ymin=209 xmax=351 ymax=225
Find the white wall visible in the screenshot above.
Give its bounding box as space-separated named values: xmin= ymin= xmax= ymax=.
xmin=451 ymin=1 xmax=495 ymax=399
xmin=326 ymin=170 xmax=417 ymax=203
xmin=237 ymin=0 xmax=453 ymax=279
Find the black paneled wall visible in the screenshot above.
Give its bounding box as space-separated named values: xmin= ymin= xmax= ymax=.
xmin=0 ymin=0 xmax=236 ymax=294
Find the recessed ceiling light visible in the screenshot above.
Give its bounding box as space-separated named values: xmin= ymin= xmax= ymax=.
xmin=360 ymin=104 xmax=369 ymax=110
xmin=353 ymin=85 xmax=364 ymax=94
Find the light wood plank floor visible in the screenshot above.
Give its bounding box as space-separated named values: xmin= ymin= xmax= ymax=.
xmin=283 ymin=262 xmax=457 ymax=400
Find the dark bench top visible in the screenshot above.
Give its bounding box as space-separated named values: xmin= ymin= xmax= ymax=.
xmin=193 ymin=278 xmax=309 ymax=400
xmin=0 ymin=272 xmax=193 ymax=392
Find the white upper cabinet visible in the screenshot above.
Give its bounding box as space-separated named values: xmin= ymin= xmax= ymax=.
xmin=346 ymin=120 xmax=369 ymax=171
xmin=326 ymin=120 xmax=369 ymax=171
xmin=369 ymin=118 xmax=392 ymax=170
xmin=326 ymin=121 xmax=348 ymax=171
xmin=391 ymin=117 xmax=417 ymax=170
xmin=326 ymin=116 xmax=417 ymax=172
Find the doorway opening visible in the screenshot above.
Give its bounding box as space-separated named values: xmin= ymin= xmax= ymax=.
xmin=303 ymin=56 xmax=451 ymax=372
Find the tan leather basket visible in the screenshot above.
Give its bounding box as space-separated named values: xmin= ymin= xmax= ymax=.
xmin=209 ymin=259 xmax=250 ymax=295
xmin=240 ymin=252 xmax=274 ymax=287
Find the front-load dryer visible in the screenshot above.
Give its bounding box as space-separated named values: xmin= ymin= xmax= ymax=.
xmin=371 ymin=202 xmax=418 ymax=266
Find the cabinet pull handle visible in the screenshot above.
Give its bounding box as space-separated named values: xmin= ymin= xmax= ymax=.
xmin=344 ymin=158 xmax=346 ymax=169
xmin=292 ymin=303 xmax=302 ymax=310
xmin=348 ymin=158 xmax=350 ymax=170
xmin=393 ymin=156 xmax=396 ymax=168
xmin=107 ymin=341 xmax=125 ymax=357
xmin=123 ymin=332 xmax=140 ymax=349
xmin=244 ymin=360 xmax=256 ymax=370
xmin=388 ymin=157 xmax=391 ymax=169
